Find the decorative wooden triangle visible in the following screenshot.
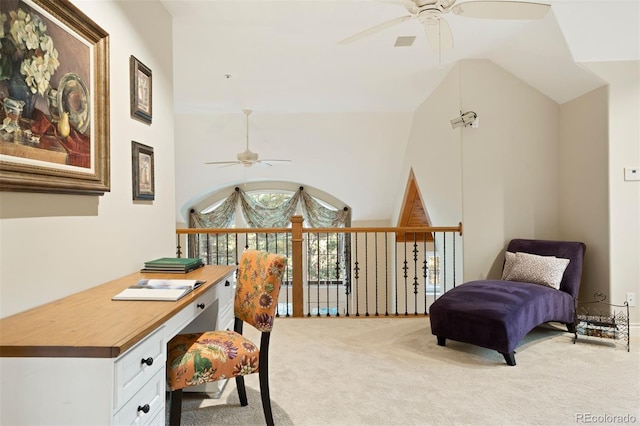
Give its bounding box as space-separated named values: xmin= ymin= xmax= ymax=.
xmin=397 ymin=169 xmax=433 ymax=243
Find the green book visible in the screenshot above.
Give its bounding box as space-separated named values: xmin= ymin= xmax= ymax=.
xmin=144 ymin=257 xmax=203 ymax=269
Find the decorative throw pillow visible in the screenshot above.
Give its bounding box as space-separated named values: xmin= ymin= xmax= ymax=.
xmin=501 ymin=251 xmax=516 ymax=280
xmin=503 ymin=251 xmax=570 ymax=290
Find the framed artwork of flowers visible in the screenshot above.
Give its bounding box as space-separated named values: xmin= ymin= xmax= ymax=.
xmin=131 ymin=141 xmax=154 ymax=201
xmin=0 ymin=0 xmax=110 ymax=195
xmin=130 ymin=56 xmax=151 ymax=125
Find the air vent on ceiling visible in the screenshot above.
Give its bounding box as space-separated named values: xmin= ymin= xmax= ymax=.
xmin=394 ymin=36 xmax=416 ymax=47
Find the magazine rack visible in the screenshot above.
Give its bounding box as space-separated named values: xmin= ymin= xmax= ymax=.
xmin=574 ymin=292 xmax=630 ymax=352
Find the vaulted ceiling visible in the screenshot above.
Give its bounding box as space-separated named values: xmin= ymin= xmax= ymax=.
xmin=161 ymin=0 xmax=639 ymax=114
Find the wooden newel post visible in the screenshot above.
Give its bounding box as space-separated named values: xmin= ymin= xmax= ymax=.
xmin=290 ymin=215 xmax=304 ymax=317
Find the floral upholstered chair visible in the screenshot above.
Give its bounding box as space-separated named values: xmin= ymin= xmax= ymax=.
xmin=166 ymin=250 xmax=287 ymax=426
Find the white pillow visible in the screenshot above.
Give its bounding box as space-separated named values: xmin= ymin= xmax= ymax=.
xmin=503 ymin=251 xmax=570 ymax=290
xmin=501 ymin=251 xmax=516 ymax=280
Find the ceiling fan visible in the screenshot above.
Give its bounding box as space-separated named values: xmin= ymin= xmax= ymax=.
xmin=206 ymin=109 xmax=292 ymax=168
xmin=339 ymin=0 xmax=550 ymax=54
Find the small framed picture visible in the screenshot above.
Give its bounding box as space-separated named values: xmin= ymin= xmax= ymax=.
xmin=130 ymin=56 xmax=152 ymax=124
xmin=132 ymin=141 xmax=154 ymax=200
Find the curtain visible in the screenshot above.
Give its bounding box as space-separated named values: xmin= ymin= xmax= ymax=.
xmin=189 ymin=189 xmax=239 ymax=228
xmin=239 ymin=189 xmax=300 ymax=228
xmin=189 ymin=187 xmax=351 ymax=287
xmin=301 ymin=190 xmax=350 ymax=228
xmin=190 ymin=186 xmax=349 ymax=229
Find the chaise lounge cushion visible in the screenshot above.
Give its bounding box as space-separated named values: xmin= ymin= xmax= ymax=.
xmin=429 ymin=279 xmax=574 ymax=355
xmin=429 ymin=239 xmax=586 ymax=364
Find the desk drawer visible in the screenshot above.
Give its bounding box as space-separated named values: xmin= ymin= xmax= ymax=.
xmin=216 ymin=278 xmax=234 ymax=330
xmin=114 ymin=326 xmax=165 ymax=409
xmin=113 ymin=369 xmax=164 ymax=425
xmin=164 ymin=285 xmax=219 ymax=338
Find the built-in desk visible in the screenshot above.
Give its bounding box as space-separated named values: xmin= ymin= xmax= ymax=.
xmin=0 ymin=265 xmax=236 ymax=425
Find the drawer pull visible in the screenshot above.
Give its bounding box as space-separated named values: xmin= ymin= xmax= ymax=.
xmin=137 ymin=404 xmax=150 ymax=414
xmin=197 ymin=303 xmax=205 ymax=309
xmin=225 ymin=280 xmax=230 ymax=286
xmin=140 ymin=357 xmax=154 ymax=366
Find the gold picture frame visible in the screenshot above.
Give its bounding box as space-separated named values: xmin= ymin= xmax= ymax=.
xmin=0 ymin=0 xmax=110 ymax=195
xmin=129 ymin=56 xmax=152 ymax=125
xmin=131 ymin=141 xmax=154 ymax=201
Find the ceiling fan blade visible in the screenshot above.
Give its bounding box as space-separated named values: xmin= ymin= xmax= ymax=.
xmin=452 ymin=1 xmax=551 ymax=20
xmin=424 ymin=16 xmax=453 ymax=54
xmin=257 ymin=159 xmax=292 ymax=167
xmin=339 ymin=15 xmax=413 ymax=44
xmin=206 ymin=160 xmax=242 ymax=167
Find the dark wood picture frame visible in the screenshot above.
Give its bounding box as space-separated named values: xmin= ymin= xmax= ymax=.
xmin=131 ymin=141 xmax=154 ymax=201
xmin=0 ymin=0 xmax=110 ymax=195
xmin=129 ymin=56 xmax=152 ymax=124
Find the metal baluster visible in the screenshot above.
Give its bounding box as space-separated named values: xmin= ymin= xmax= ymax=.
xmin=403 ymin=238 xmax=408 ymax=316
xmin=354 ymin=233 xmax=360 ymax=317
xmin=385 ymin=232 xmax=389 ymax=316
xmin=443 ymin=232 xmax=447 ymax=294
xmin=364 ymin=232 xmax=369 ymax=317
xmin=412 ymin=232 xmax=419 ymax=315
xmin=394 ymin=234 xmax=398 ymax=316
xmin=316 ymin=233 xmax=321 ymax=317
xmin=335 ymin=232 xmax=341 ymax=317
xmin=452 ymin=232 xmax=457 ymax=289
xmin=433 ymin=231 xmax=437 ymax=301
xmin=423 ymin=237 xmax=428 ymax=315
xmin=345 ymin=232 xmax=351 ymax=317
xmin=325 ymin=233 xmax=331 ymax=317
xmin=374 ymin=232 xmax=379 ymax=316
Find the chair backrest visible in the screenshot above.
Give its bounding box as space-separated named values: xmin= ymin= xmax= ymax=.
xmin=506 ymin=239 xmax=586 ymax=299
xmin=234 ymin=250 xmax=287 ymax=332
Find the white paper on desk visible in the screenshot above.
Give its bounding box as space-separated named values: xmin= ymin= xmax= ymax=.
xmin=112 ymin=279 xmax=204 ymax=301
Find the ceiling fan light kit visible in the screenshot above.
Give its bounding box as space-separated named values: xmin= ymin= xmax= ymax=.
xmin=339 ymin=0 xmax=551 ymax=55
xmin=206 ymin=109 xmax=292 ymax=168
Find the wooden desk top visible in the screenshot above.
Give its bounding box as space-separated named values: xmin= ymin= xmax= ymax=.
xmin=0 ymin=265 xmax=236 ymax=358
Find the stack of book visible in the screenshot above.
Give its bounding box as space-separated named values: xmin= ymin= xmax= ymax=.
xmin=141 ymin=257 xmax=204 ymax=274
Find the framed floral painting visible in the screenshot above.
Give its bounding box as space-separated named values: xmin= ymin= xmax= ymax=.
xmin=0 ymin=0 xmax=110 ymax=195
xmin=130 ymin=56 xmax=152 ymax=125
xmin=131 ymin=141 xmax=154 ymax=201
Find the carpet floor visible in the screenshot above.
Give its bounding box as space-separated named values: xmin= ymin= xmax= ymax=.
xmin=169 ymin=317 xmax=639 ymax=426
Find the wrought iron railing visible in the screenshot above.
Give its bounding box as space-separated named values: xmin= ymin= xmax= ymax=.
xmin=176 ymin=216 xmax=463 ymax=318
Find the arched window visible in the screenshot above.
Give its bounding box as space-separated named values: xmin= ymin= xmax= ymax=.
xmin=188 ymin=185 xmax=351 ymax=306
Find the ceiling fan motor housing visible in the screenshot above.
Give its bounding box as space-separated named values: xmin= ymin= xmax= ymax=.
xmin=237 ymin=149 xmax=259 ymax=162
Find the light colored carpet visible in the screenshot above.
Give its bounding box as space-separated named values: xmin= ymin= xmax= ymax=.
xmin=170 ymin=318 xmax=639 ymax=426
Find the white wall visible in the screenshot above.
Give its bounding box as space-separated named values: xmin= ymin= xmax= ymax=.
xmin=559 ymin=86 xmax=610 ymax=306
xmin=0 ymin=0 xmax=175 ymax=318
xmin=399 ymin=60 xmax=563 ymax=283
xmin=399 ymin=58 xmax=637 ymax=323
xmin=584 ymin=61 xmax=640 ymax=323
xmin=460 ymin=60 xmax=562 ymax=280
xmin=393 ymin=65 xmax=462 ymax=228
xmin=174 ymin=112 xmax=413 ymax=224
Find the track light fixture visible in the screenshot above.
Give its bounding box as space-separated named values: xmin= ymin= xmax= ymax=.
xmin=450 ymin=111 xmax=477 ymax=129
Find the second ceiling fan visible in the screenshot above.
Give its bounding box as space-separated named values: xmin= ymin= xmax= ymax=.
xmin=339 ymin=0 xmax=551 ymax=54
xmin=206 ymin=109 xmax=291 ymax=168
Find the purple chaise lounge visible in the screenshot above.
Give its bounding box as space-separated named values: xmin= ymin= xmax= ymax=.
xmin=429 ymin=239 xmax=586 ymax=366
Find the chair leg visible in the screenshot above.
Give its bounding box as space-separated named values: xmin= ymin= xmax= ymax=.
xmin=236 ymin=376 xmax=248 ymax=406
xmin=259 ymin=367 xmax=274 ymax=426
xmin=502 ymin=352 xmax=516 ymax=366
xmin=169 ymin=389 xmax=183 ymax=426
xmin=259 ymin=332 xmax=274 ymax=426
xmin=437 ymin=336 xmax=446 ymax=346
